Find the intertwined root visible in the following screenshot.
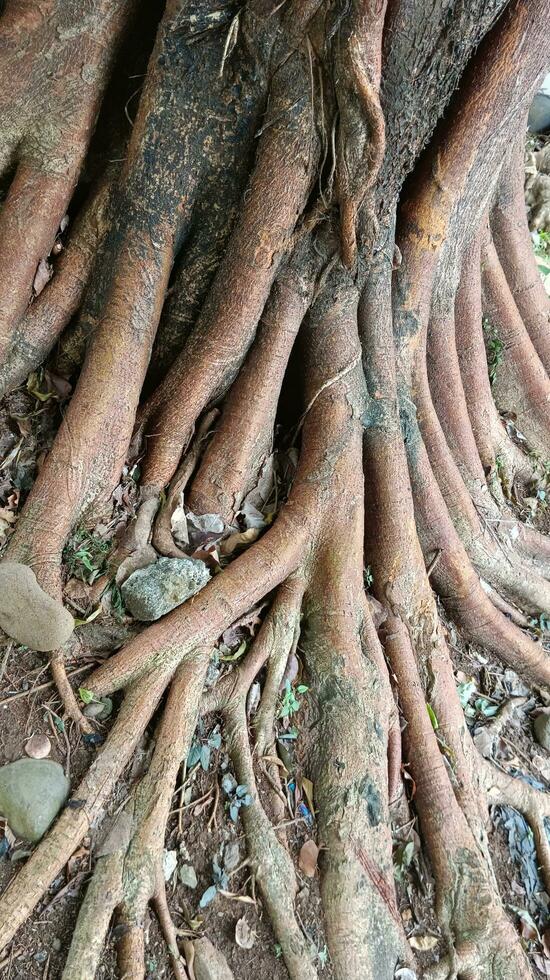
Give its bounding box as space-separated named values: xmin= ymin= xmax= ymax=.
xmin=1 ymin=0 xmax=550 ymax=976
xmin=0 ymin=0 xmax=136 ymax=363
xmin=63 ymin=652 xmax=208 ymax=980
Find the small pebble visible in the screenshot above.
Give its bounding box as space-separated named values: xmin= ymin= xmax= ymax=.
xmin=25 ymin=733 xmax=51 ymax=760
xmin=83 ymin=701 xmax=104 ymax=719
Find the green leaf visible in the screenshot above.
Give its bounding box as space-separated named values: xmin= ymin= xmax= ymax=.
xmin=426 ymin=703 xmax=439 ymax=731
xmin=74 ymin=605 xmax=102 ymax=628
xmin=79 ymin=687 xmax=97 ymax=705
xmin=219 ymin=640 xmax=247 ymax=663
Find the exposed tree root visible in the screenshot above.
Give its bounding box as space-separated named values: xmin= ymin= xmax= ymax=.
xmin=482 ymin=232 xmax=550 ymax=457
xmin=0 ymin=174 xmax=114 ymax=399
xmin=0 ymin=662 xmax=172 ymax=948
xmin=188 ymin=246 xmax=318 ymax=522
xmin=492 ymin=134 xmax=550 ymax=375
xmin=455 ymin=234 xmax=539 ymax=490
xmin=362 ymin=236 xmax=532 ymax=976
xmin=0 ymin=0 xmax=135 ymax=359
xmin=63 ymin=650 xmax=208 ymax=980
xmin=1 ymin=0 xmax=550 ymax=977
xmin=139 ymin=18 xmax=321 ymax=493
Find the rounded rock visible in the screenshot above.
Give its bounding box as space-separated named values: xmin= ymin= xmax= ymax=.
xmin=0 ymin=561 xmax=74 ymax=652
xmin=0 ymin=758 xmax=70 ymax=843
xmin=25 ymin=733 xmax=51 ymax=760
xmin=121 ymin=556 xmax=211 ymax=622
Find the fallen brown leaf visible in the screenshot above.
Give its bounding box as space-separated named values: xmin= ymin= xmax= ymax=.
xmin=409 ymin=934 xmax=439 ymax=951
xmin=299 ymin=839 xmax=319 ymax=877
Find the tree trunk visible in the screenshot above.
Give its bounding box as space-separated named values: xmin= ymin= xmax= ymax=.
xmin=0 ymin=0 xmax=549 ymax=977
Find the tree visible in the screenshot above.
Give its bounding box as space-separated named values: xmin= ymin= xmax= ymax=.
xmin=0 ymin=0 xmax=549 ymax=976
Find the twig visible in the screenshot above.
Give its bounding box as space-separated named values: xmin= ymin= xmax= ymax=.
xmin=292 ymin=353 xmax=361 ymax=441
xmin=207 ymin=779 xmax=219 ymax=833
xmin=427 ymin=548 xmax=442 ymax=579
xmin=0 ymin=665 xmax=90 ymax=706
xmin=170 ymin=790 xmax=211 ymax=817
xmin=0 ymin=645 xmax=12 ymax=687
xmin=0 ymin=950 xmax=22 ymax=972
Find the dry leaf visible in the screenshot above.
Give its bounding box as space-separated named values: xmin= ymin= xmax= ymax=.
xmin=473 ymin=725 xmax=496 ymax=759
xmin=409 ymin=934 xmax=438 ymax=951
xmin=520 ymin=916 xmax=538 ymax=941
xmin=33 ymin=258 xmax=53 ymax=296
xmin=220 ymin=527 xmax=259 ymax=557
xmin=299 ymin=776 xmax=315 ymax=815
xmin=281 ymin=652 xmax=299 ymax=689
xmin=162 ymin=849 xmax=178 ymax=881
xmin=235 ymin=916 xmax=256 ymax=949
xmin=218 ymin=890 xmax=255 ymax=905
xmin=298 ymin=839 xmax=319 ymax=877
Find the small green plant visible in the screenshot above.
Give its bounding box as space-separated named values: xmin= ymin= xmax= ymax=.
xmin=316 ymin=946 xmax=328 ymax=967
xmin=187 ymin=728 xmax=222 ymax=772
xmin=278 ymin=680 xmax=308 ymax=719
xmin=528 ymin=611 xmax=550 ymax=634
xmin=63 ymin=527 xmax=111 ymax=584
xmin=221 ymin=773 xmax=252 ymax=822
xmin=199 ymin=856 xmax=230 ymax=909
xmin=363 ymin=564 xmax=373 ymax=589
xmin=456 ymin=677 xmax=500 ymax=721
xmin=426 ymin=702 xmax=438 ymax=730
xmin=109 ymin=581 xmax=126 ymax=620
xmin=482 ymin=317 xmax=504 ymax=385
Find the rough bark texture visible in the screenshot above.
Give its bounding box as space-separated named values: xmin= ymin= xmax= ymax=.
xmin=0 ymin=0 xmax=550 ymax=978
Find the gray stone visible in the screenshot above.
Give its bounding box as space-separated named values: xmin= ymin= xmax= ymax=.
xmin=83 ymin=697 xmax=112 ymax=720
xmin=0 ymin=561 xmax=74 ymax=652
xmin=0 ymin=759 xmax=70 ymax=842
xmin=534 ymin=712 xmax=550 ymax=751
xmin=121 ymin=557 xmax=210 ymax=622
xmin=179 ymin=863 xmax=198 ymax=889
xmin=223 ymin=840 xmax=240 ymax=872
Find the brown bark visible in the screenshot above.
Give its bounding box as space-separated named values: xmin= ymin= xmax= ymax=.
xmin=1 ymin=0 xmax=550 ymax=976
xmin=492 ymin=135 xmax=550 ymax=374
